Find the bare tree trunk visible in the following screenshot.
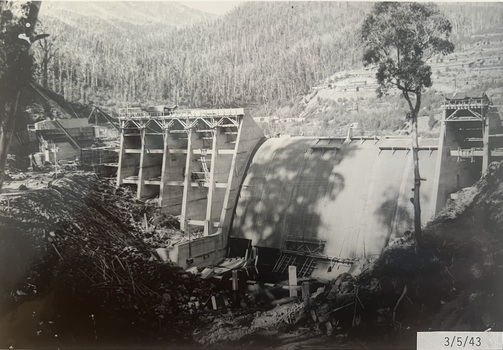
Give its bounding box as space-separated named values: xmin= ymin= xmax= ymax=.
xmin=0 ymin=90 xmax=21 ymax=189
xmin=39 ymin=38 xmax=51 ymax=88
xmin=411 ymin=115 xmax=422 ymax=242
xmin=0 ymin=1 xmax=42 ymax=190
xmin=403 ymin=91 xmax=422 ymax=246
xmin=42 ymin=59 xmax=48 ymax=88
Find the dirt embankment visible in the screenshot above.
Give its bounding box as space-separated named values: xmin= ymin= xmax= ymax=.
xmin=0 ymin=173 xmax=215 ymax=348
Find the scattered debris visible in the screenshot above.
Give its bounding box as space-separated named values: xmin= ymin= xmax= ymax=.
xmin=0 ymin=173 xmax=215 ymax=347
xmin=1 ymin=161 xmax=502 ymax=349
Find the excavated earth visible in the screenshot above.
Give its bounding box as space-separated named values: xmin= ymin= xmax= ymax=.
xmin=0 ymin=173 xmax=217 ymax=348
xmin=0 ymin=161 xmax=502 ymax=349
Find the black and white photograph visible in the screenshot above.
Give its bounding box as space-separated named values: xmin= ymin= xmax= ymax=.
xmin=0 ymin=1 xmax=502 ymax=349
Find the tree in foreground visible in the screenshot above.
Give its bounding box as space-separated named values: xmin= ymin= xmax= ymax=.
xmin=0 ymin=1 xmax=42 ymax=190
xmin=360 ymin=2 xmax=454 ymax=244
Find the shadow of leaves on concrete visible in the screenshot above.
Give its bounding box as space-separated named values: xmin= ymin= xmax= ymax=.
xmin=374 ymin=181 xmax=433 ymax=253
xmin=373 ymin=186 xmax=413 ymax=250
xmin=232 ymin=137 xmax=358 ymax=253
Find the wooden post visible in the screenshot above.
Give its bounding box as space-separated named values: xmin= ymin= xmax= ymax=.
xmin=482 ymin=110 xmax=490 ymax=172
xmin=52 ymin=143 xmax=59 ymax=177
xmin=232 ymin=270 xmax=239 ymax=306
xmin=288 ymin=266 xmax=298 ymax=297
xmin=232 ymin=270 xmax=239 ymax=291
xmin=302 ymin=282 xmax=310 ymax=303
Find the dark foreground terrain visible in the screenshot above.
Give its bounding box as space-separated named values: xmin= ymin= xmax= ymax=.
xmin=0 ymin=162 xmax=502 ymax=349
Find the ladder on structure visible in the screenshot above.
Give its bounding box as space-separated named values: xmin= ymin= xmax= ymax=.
xmin=273 ymin=254 xmax=297 ymax=275
xmin=298 ymin=256 xmax=315 ymax=277
xmin=272 ymin=253 xmax=316 ymax=278
xmin=194 ymin=157 xmax=210 ymax=187
xmin=201 ymin=157 xmax=209 ymax=173
xmin=201 ymin=157 xmax=210 ymax=182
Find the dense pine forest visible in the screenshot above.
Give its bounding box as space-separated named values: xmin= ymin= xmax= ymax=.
xmin=34 ymin=2 xmax=503 ymax=114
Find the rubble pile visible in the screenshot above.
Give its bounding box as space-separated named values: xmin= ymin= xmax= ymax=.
xmin=0 ymin=173 xmax=214 ymax=348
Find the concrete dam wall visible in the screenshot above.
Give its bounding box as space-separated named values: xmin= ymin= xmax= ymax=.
xmin=116 ymin=95 xmax=500 ymax=273
xmin=231 ymin=136 xmax=439 ymax=261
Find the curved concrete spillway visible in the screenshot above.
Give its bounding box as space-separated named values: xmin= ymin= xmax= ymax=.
xmin=231 ymin=136 xmax=439 ymax=260
xmin=116 ymin=98 xmax=499 ymax=270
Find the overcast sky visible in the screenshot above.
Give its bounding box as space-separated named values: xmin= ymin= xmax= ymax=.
xmin=180 ymin=1 xmax=242 ymax=15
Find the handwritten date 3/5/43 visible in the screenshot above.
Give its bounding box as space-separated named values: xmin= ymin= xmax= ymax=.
xmin=444 ymin=336 xmax=481 ymax=348
xmin=417 ymin=332 xmax=503 ymax=350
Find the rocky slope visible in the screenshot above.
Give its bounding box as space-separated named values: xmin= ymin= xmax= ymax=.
xmin=266 ymin=30 xmax=503 ymax=138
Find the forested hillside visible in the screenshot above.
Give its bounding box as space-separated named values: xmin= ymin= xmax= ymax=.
xmin=263 ymin=2 xmax=503 ymax=137
xmin=34 ymin=2 xmax=503 ymax=116
xmin=41 ymin=1 xmax=215 ymax=28
xmin=35 ymin=2 xmax=368 ymax=109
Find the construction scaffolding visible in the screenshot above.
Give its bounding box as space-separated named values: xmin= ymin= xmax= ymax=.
xmin=116 ymin=107 xmax=265 ymax=267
